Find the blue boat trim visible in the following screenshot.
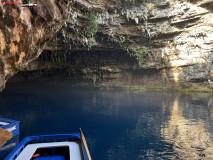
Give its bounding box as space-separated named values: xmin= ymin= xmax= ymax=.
xmin=5 ymin=133 xmax=89 ymax=160
xmin=0 ymin=118 xmax=20 ymax=137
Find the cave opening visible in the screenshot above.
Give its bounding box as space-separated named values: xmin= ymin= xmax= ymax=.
xmin=9 ymin=49 xmax=162 ymax=87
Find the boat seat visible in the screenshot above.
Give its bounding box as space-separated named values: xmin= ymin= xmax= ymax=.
xmin=34 ymin=155 xmax=66 ymax=160
xmin=16 ymin=142 xmax=82 ymax=160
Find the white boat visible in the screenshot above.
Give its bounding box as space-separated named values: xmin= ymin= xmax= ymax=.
xmin=21 ymin=3 xmax=37 ymax=7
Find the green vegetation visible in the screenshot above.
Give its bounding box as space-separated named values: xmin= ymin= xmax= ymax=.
xmin=130 ymin=47 xmax=148 ymax=66
xmin=85 ymin=12 xmax=98 ymax=49
xmin=88 ymin=37 xmax=96 ymax=49
xmin=39 ymin=50 xmax=68 ymax=64
xmin=119 ymin=36 xmax=126 ymax=46
xmin=86 ymin=12 xmax=98 ymax=38
xmin=50 ymin=51 xmax=67 ymax=63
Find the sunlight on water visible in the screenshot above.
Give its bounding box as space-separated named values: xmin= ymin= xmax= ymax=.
xmin=162 ymin=98 xmax=213 ymax=159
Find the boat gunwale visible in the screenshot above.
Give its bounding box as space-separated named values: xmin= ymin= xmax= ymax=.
xmin=4 ymin=133 xmax=88 ymax=160
xmin=0 ymin=118 xmax=20 ymax=140
xmin=0 ymin=118 xmax=19 ymax=130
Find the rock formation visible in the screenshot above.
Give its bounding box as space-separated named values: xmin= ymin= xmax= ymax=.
xmin=1 ymin=0 xmax=213 ymax=90
xmin=0 ymin=0 xmax=69 ymax=91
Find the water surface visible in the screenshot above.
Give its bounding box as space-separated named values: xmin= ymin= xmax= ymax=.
xmin=1 ymin=79 xmax=213 ymax=159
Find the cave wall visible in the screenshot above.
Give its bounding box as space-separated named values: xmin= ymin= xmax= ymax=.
xmin=1 ymin=0 xmax=213 ymax=90
xmin=0 ymin=0 xmax=69 ymax=91
xmin=18 ymin=50 xmax=166 ymax=88
xmin=13 ymin=49 xmax=207 ymax=90
xmin=44 ymin=0 xmax=213 ymax=89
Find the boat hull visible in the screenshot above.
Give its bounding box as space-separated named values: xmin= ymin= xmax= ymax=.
xmin=0 ymin=135 xmax=19 ymax=159
xmin=5 ymin=133 xmax=90 ymax=160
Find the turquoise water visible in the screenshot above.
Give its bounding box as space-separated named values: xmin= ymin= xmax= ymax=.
xmin=1 ymin=79 xmax=213 ymax=159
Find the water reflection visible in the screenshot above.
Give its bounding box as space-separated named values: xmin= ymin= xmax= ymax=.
xmin=162 ymin=97 xmax=213 ymax=159
xmin=1 ymin=80 xmax=213 ymax=159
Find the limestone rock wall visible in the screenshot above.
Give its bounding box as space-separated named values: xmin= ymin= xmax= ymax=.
xmin=44 ymin=0 xmax=213 ymax=89
xmin=2 ymin=0 xmax=213 ymax=90
xmin=0 ymin=0 xmax=69 ymax=91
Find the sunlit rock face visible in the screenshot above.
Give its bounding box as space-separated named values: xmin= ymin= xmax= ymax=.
xmin=43 ymin=0 xmax=213 ymax=89
xmin=2 ymin=0 xmax=213 ymax=90
xmin=0 ymin=0 xmax=69 ymax=91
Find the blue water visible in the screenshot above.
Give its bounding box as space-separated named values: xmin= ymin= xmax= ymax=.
xmin=1 ymin=79 xmax=213 ymax=159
